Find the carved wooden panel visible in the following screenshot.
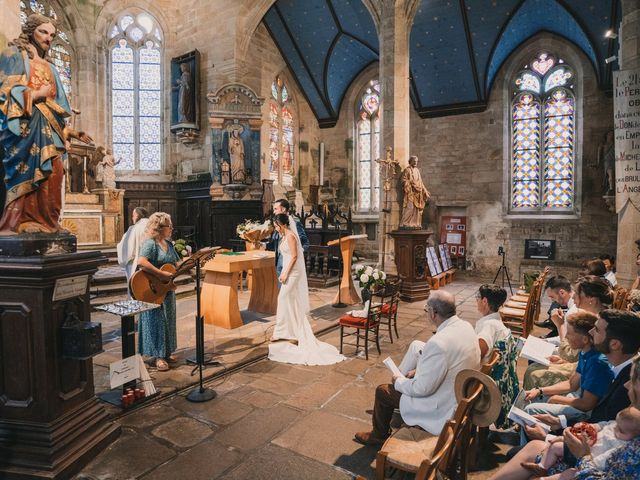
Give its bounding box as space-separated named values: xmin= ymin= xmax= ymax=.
xmin=0 ymin=302 xmax=34 ymax=408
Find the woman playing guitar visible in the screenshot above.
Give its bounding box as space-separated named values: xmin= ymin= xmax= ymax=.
xmin=136 ymin=212 xmax=180 ymax=372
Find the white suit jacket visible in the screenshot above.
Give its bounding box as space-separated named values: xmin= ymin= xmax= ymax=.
xmin=116 ymin=218 xmax=149 ymax=279
xmin=394 ymin=315 xmax=481 ymax=435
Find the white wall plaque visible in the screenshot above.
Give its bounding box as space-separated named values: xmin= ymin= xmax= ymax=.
xmin=52 ymin=275 xmax=89 ymax=301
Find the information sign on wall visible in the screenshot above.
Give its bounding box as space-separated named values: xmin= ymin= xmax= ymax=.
xmin=614 ymin=69 xmax=640 ymax=212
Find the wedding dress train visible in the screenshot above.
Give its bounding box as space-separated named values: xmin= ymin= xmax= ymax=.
xmin=268 ymin=226 xmax=345 ymax=366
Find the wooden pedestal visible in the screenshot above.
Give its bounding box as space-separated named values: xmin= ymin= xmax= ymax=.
xmin=390 ymin=229 xmax=433 ymax=302
xmin=0 ymin=245 xmax=120 ymax=479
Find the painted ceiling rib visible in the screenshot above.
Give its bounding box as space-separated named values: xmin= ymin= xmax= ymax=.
xmin=459 ymin=0 xmax=482 ymax=100
xmin=482 ymin=0 xmax=527 ymax=97
xmin=323 ymin=32 xmax=342 ymax=114
xmin=273 ymin=5 xmax=335 ymax=117
xmin=326 ymin=0 xmax=344 ymax=33
xmin=262 ymin=20 xmax=326 ymax=122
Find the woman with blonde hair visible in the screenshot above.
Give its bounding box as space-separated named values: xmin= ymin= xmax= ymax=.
xmin=136 ymin=212 xmax=179 ymax=371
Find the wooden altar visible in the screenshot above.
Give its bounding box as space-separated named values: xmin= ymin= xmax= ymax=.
xmin=200 ymin=251 xmax=278 ymax=329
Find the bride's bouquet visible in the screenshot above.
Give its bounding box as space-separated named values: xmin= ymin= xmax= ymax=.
xmin=236 ymin=219 xmax=274 ymax=243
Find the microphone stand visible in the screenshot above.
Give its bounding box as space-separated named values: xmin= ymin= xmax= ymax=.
xmin=187 ymin=254 xmax=219 ymax=403
xmin=332 ymin=218 xmax=348 ymax=308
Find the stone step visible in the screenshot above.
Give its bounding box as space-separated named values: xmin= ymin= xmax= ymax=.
xmin=91 ymin=282 xmax=196 ymax=309
xmin=90 ymin=273 xmax=193 ymax=296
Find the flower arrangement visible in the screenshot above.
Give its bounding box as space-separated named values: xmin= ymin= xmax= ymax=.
xmin=174 ymin=238 xmax=192 ymax=258
xmin=236 ymin=219 xmax=274 ymax=243
xmin=354 ymin=264 xmax=386 ymax=291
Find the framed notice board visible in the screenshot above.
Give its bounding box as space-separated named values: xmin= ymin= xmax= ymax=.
xmin=440 ymin=216 xmax=466 ymax=264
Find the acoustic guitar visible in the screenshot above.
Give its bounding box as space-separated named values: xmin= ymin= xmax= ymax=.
xmin=129 ymin=264 xmax=178 ymax=304
xmin=129 ymin=246 xmax=221 ymax=304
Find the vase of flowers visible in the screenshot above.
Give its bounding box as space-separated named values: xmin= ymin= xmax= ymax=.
xmin=354 ymin=264 xmax=386 ymax=303
xmin=236 ymin=219 xmax=274 ymax=248
xmin=173 ymin=238 xmax=192 ymax=258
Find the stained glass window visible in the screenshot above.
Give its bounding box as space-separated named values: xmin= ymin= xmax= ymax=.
xmin=269 ymin=76 xmax=295 ymax=186
xmin=356 ymin=80 xmax=381 ymax=213
xmin=511 ymin=53 xmax=575 ymax=212
xmin=20 ymin=0 xmax=73 ymax=98
xmin=110 ymin=13 xmax=162 ymax=172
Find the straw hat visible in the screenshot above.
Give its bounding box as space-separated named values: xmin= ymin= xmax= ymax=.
xmin=454 ymin=369 xmax=502 ymax=427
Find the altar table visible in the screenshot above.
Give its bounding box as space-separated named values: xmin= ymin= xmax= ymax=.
xmin=201 ymin=251 xmax=278 ymax=329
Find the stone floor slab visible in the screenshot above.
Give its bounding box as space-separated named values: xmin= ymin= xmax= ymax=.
xmin=284 ymin=372 xmax=353 ymax=410
xmin=140 ymin=440 xmax=242 ymax=480
xmin=219 ymin=444 xmax=351 ymax=480
xmin=81 ymin=428 xmax=176 ymax=479
xmin=119 ymin=404 xmax=183 ymax=430
xmin=151 ymin=416 xmax=214 ymax=448
xmin=247 ymin=375 xmax=304 ymax=396
xmin=169 ymin=394 xmax=253 ymax=426
xmin=322 ymin=383 xmax=375 ymax=423
xmin=272 ymin=410 xmax=374 ymax=477
xmin=216 ymin=405 xmax=300 ymax=451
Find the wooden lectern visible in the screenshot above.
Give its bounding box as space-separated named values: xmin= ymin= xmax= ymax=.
xmin=328 ymin=234 xmax=368 ymax=305
xmin=201 ymin=251 xmax=278 ymax=329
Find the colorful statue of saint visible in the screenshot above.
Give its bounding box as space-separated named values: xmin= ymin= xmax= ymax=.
xmin=0 ymin=14 xmax=93 ymax=234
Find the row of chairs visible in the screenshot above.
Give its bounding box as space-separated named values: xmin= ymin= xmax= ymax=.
xmin=338 ymin=277 xmax=403 ymax=360
xmin=372 ymin=350 xmax=501 ymax=480
xmin=498 ymin=266 xmax=550 ymax=337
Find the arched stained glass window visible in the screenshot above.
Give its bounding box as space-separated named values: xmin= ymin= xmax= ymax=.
xmin=356 ymin=80 xmax=381 ymax=213
xmin=109 ymin=12 xmax=162 ymax=172
xmin=511 ymin=53 xmax=575 ymax=211
xmin=269 ymin=76 xmax=295 ymax=186
xmin=20 ymin=0 xmax=73 ymax=98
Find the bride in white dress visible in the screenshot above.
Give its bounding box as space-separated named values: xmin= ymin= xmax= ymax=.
xmin=268 ymin=213 xmax=345 ymax=365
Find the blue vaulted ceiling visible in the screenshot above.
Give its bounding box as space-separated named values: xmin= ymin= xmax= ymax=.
xmin=263 ymin=0 xmax=620 ymax=126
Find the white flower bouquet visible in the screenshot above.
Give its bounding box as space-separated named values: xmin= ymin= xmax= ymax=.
xmin=353 ymin=264 xmax=386 ymax=291
xmin=236 ymin=219 xmax=274 ymax=243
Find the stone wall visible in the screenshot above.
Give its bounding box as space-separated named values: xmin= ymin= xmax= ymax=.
xmin=0 ymin=0 xmax=19 ymax=50
xmin=409 ymin=33 xmax=617 ymax=280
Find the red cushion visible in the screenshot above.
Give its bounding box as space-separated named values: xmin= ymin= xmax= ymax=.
xmin=339 ymin=315 xmax=375 ymax=328
xmin=381 ymin=303 xmax=397 ymax=315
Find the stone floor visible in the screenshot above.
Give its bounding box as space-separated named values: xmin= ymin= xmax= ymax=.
xmin=79 ymin=274 xmax=544 ymax=480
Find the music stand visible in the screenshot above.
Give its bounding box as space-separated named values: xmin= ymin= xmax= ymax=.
xmin=184 ymin=247 xmax=221 ymax=403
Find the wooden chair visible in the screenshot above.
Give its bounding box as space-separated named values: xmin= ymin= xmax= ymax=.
xmin=500 ymin=274 xmax=545 ymax=337
xmin=374 ymin=277 xmax=402 ymax=343
xmin=338 ymin=303 xmax=382 ymax=360
xmin=375 ymin=381 xmax=484 ymax=480
xmin=613 ymin=287 xmax=629 ymax=310
xmin=480 ymin=349 xmax=500 ymax=375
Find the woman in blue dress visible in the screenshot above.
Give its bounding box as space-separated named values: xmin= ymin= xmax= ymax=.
xmin=136 ymin=212 xmax=179 ymax=371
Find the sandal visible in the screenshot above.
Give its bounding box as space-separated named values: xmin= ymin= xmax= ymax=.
xmin=156 ymin=359 xmax=170 ymax=371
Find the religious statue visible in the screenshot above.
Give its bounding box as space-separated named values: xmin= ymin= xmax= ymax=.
xmin=228 ymin=127 xmax=245 ymax=182
xmin=95 ymin=146 xmax=119 ymax=189
xmin=399 ymin=155 xmax=430 ymax=229
xmin=0 ymin=14 xmax=93 ymax=235
xmin=597 ymin=130 xmax=615 ymax=195
xmin=175 ymin=62 xmax=193 ymax=123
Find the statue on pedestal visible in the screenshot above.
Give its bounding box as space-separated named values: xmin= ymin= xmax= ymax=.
xmin=0 ymin=14 xmax=93 ymax=235
xmin=399 ymin=156 xmax=430 ymax=229
xmin=228 ymin=126 xmax=245 ymax=182
xmin=597 ymin=130 xmax=615 ymax=196
xmin=95 ymin=146 xmax=119 ymax=189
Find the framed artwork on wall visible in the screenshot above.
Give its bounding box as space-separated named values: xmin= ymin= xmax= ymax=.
xmin=170 ymin=49 xmax=200 ymax=132
xmin=524 ymin=239 xmax=556 ymax=260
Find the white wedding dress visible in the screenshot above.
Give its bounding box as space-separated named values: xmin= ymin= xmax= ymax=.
xmin=268 ymin=227 xmax=345 ymax=366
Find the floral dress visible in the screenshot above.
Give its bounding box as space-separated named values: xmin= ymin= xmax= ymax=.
xmin=491 ymin=335 xmax=520 ymax=429
xmin=137 ymin=239 xmax=179 ymax=359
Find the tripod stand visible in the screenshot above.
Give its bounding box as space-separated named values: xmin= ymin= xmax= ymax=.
xmin=186 ymin=249 xmax=221 ymax=403
xmin=493 ymin=247 xmax=513 ymax=295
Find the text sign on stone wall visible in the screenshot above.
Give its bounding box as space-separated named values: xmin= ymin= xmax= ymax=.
xmin=614 ymin=69 xmax=640 ymax=212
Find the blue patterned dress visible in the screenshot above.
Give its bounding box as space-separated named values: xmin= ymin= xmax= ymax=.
xmin=491 ymin=335 xmax=520 ymax=429
xmin=137 ymin=239 xmax=179 ymax=359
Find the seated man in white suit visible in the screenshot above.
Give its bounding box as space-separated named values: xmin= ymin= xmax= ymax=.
xmin=354 ymin=290 xmax=481 ymax=445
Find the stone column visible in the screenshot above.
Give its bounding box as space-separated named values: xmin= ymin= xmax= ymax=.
xmin=378 ymin=0 xmax=412 ymax=273
xmin=616 ymin=0 xmax=640 ymax=286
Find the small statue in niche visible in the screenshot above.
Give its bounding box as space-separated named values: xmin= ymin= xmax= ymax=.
xmin=228 ymin=126 xmax=245 ymax=181
xmin=597 ymin=130 xmax=615 ymax=195
xmin=175 ymin=62 xmax=194 ymax=123
xmin=221 ymin=160 xmax=231 ymax=185
xmin=400 ymin=155 xmax=430 ymax=229
xmin=95 ymin=146 xmax=119 ymax=189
